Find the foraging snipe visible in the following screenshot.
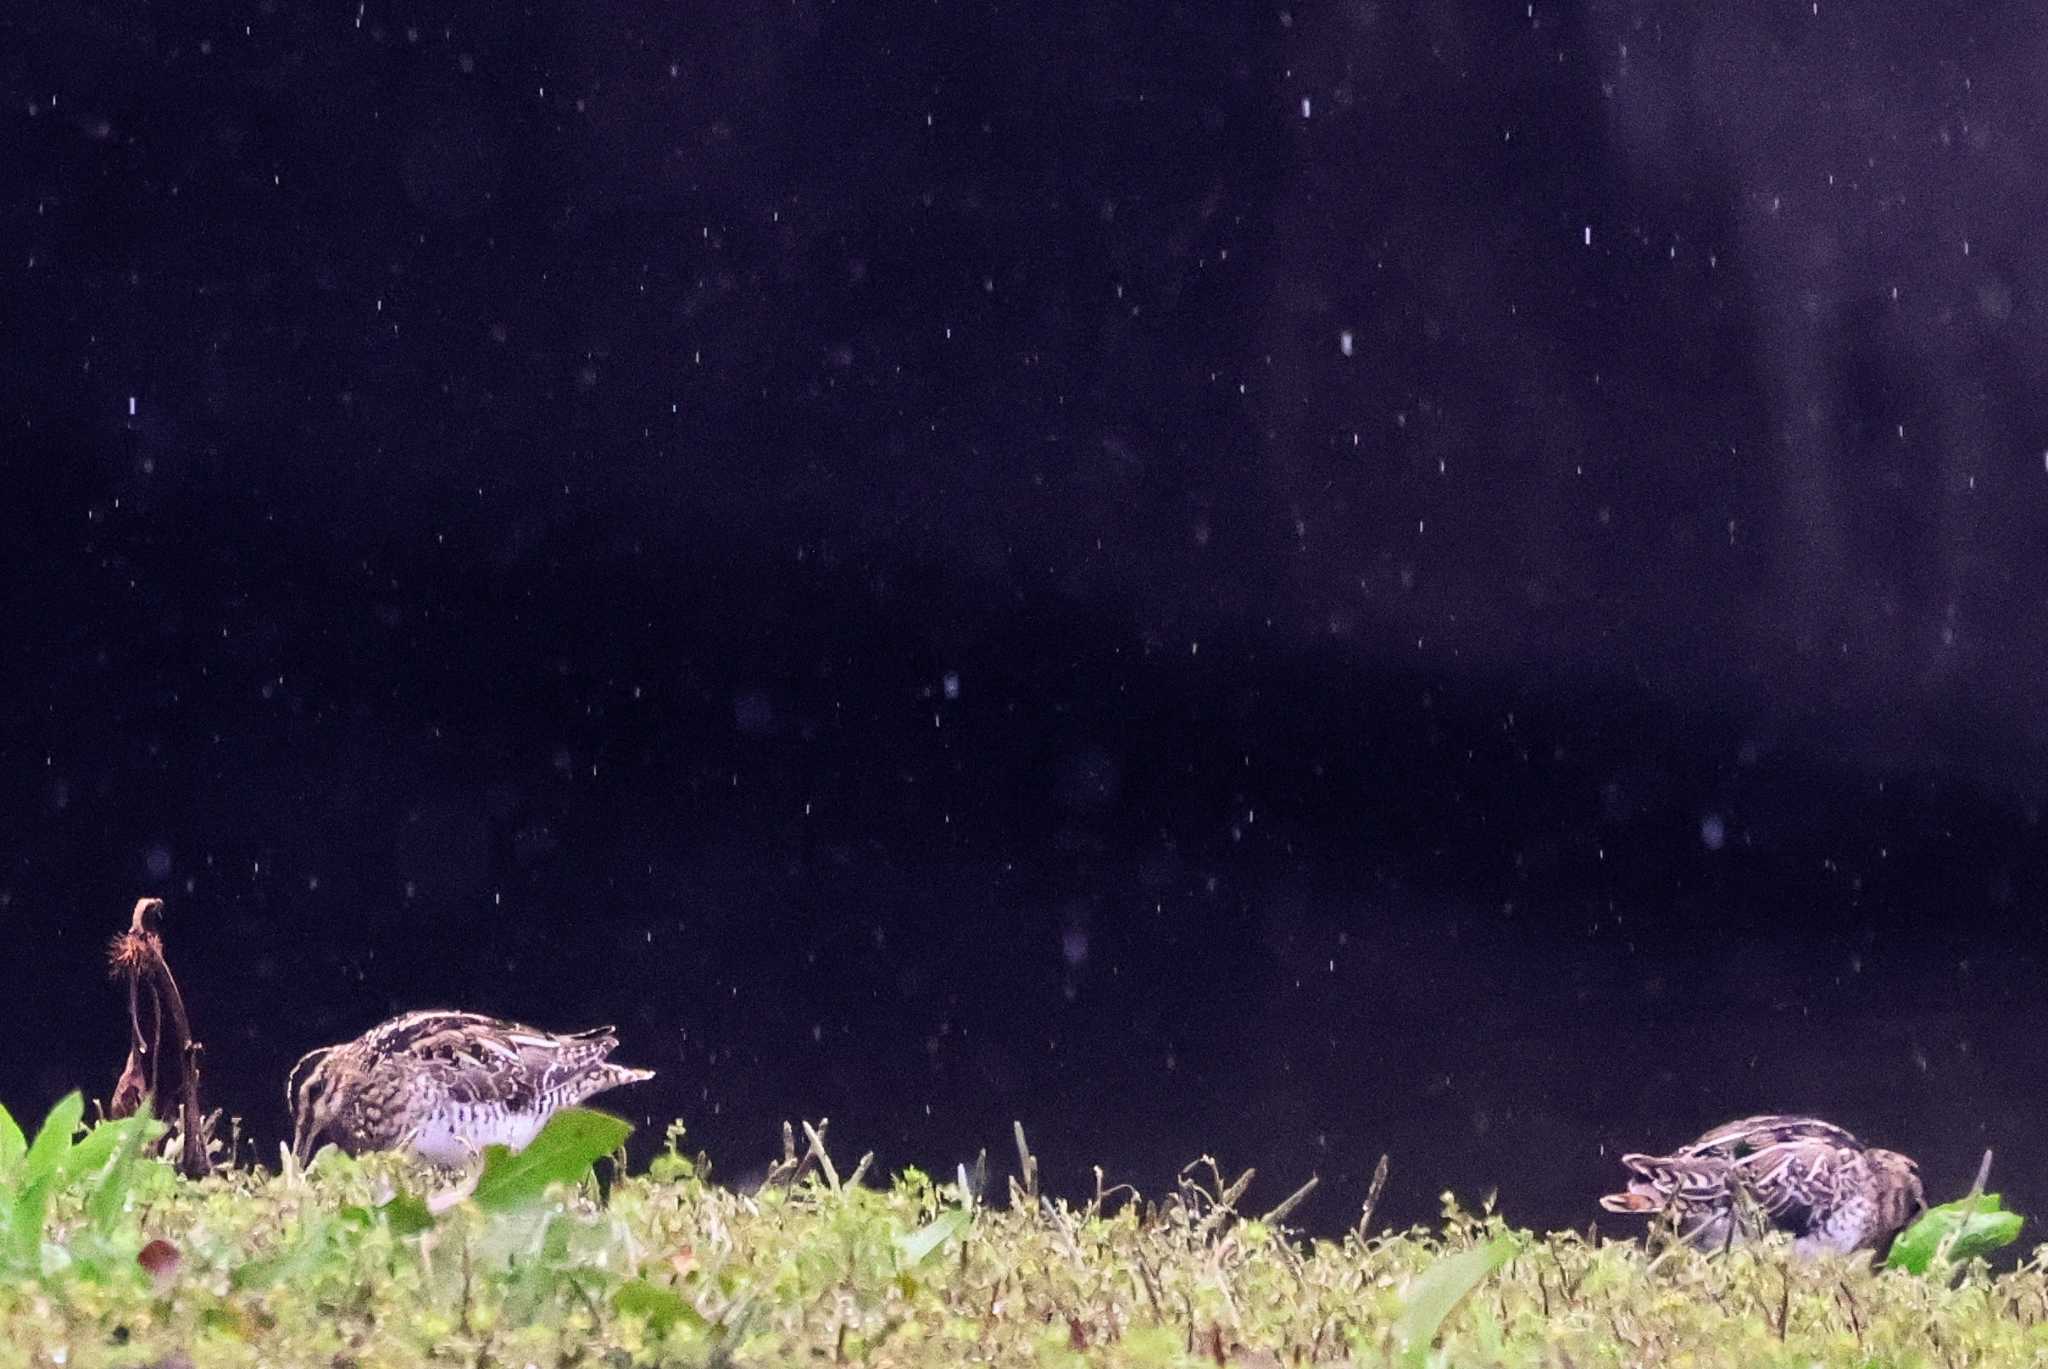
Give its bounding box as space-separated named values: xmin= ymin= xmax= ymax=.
xmin=289 ymin=1010 xmax=655 ymax=1166
xmin=1600 ymin=1114 xmax=1924 ymax=1256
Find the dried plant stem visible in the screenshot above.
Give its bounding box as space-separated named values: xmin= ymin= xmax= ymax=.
xmin=1355 ymin=1153 xmax=1390 ymax=1241
xmin=1969 ymin=1150 xmax=1995 ymax=1199
xmin=107 ymin=896 xmax=212 ymax=1177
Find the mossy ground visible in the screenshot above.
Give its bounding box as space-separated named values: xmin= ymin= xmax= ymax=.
xmin=4 ymin=1116 xmax=2046 ymax=1368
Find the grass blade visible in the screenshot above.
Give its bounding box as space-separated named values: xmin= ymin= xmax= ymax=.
xmin=470 ymin=1108 xmax=633 ymax=1212
xmin=1393 ymin=1233 xmax=1521 ymax=1366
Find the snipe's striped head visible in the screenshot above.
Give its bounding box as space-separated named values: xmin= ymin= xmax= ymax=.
xmin=287 ymin=1043 xmax=345 ymax=1166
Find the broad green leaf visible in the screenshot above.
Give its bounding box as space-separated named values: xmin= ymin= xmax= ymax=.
xmin=615 ymin=1277 xmax=703 ymax=1333
xmin=0 ymin=1103 xmax=24 ymax=1175
xmin=66 ymin=1107 xmax=154 ymax=1189
xmin=470 ymin=1108 xmax=633 ymax=1212
xmin=63 ymin=1123 xmax=123 ymax=1181
xmin=11 ymin=1173 xmax=53 ymax=1272
xmin=1886 ymin=1194 xmax=2025 ymax=1274
xmin=894 ymin=1207 xmax=971 ymax=1267
xmin=1393 ymin=1234 xmax=1521 ymax=1367
xmin=85 ymin=1116 xmax=158 ymax=1237
xmin=22 ymin=1093 xmax=83 ymax=1185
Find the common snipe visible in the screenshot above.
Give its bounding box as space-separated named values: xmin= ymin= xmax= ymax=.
xmin=288 ymin=1010 xmax=655 ymax=1166
xmin=1600 ymin=1114 xmax=1924 ymax=1256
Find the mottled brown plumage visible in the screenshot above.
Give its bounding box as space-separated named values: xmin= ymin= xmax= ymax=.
xmin=289 ymin=1010 xmax=654 ymax=1165
xmin=1600 ymin=1114 xmax=1924 ymax=1256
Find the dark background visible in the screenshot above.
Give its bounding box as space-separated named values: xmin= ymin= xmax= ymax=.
xmin=7 ymin=1 xmax=2048 ymax=1239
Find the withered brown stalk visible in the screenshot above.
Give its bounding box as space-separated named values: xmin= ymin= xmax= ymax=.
xmin=106 ymin=896 xmax=212 ymax=1178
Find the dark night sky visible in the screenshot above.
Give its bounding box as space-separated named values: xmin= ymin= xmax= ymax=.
xmin=7 ymin=1 xmax=2048 ymax=1238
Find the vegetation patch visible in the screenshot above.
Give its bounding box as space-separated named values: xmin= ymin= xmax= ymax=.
xmin=1 ymin=1096 xmax=2045 ymax=1366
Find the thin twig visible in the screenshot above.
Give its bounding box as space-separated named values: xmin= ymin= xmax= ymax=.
xmin=1013 ymin=1121 xmax=1038 ymax=1203
xmin=757 ymin=1120 xmax=802 ymax=1193
xmin=1262 ymin=1175 xmax=1320 ymax=1228
xmin=799 ymin=1119 xmax=839 ymax=1192
xmin=1355 ymin=1153 xmax=1390 ymax=1241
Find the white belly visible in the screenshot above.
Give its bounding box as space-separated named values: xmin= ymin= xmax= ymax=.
xmin=410 ymin=1107 xmax=548 ymax=1164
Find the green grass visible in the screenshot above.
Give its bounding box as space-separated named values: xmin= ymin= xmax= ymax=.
xmin=4 ymin=1096 xmax=2046 ymax=1367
